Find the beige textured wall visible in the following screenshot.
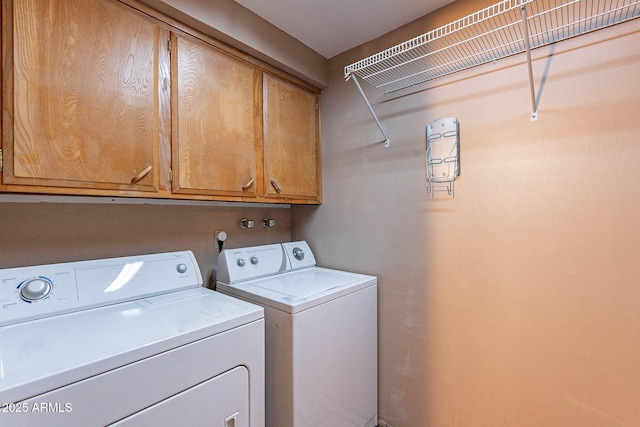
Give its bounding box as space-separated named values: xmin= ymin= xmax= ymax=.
xmin=293 ymin=3 xmax=640 ymax=426
xmin=0 ymin=198 xmax=291 ymax=285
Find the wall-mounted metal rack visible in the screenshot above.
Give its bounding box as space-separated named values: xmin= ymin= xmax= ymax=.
xmin=426 ymin=117 xmax=460 ymax=198
xmin=344 ymin=0 xmax=640 ymax=145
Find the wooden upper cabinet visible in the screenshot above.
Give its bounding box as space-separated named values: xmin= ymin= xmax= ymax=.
xmin=3 ymin=0 xmax=165 ymax=192
xmin=263 ymin=74 xmax=320 ymax=203
xmin=171 ymin=33 xmax=261 ymax=198
xmin=2 ymin=0 xmax=321 ymax=203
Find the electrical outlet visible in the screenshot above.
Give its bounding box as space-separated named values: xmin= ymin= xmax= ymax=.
xmin=214 ymin=230 xmax=227 ymax=242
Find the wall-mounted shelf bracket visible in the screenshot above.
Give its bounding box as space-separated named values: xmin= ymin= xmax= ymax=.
xmin=520 ymin=5 xmax=539 ymax=121
xmin=346 ymin=73 xmax=390 ymax=147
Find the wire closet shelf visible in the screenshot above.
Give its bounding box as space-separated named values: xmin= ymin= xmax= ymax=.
xmin=344 ymin=0 xmax=640 ymax=95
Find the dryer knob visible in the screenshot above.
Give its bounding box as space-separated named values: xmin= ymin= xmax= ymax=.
xmin=20 ymin=278 xmax=52 ymax=301
xmin=237 ymin=258 xmax=246 ymax=267
xmin=293 ymin=247 xmax=305 ymax=261
xmin=250 ymin=256 xmax=259 ymax=265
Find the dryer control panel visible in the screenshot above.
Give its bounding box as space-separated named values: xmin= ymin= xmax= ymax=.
xmin=0 ymin=251 xmax=202 ymax=327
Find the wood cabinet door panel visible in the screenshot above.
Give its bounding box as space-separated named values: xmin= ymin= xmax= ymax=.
xmin=172 ymin=34 xmax=260 ymax=197
xmin=5 ymin=0 xmax=161 ymax=191
xmin=263 ymin=74 xmax=319 ymax=201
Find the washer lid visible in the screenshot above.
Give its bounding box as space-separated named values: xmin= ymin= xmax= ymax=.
xmin=0 ymin=288 xmax=263 ymax=404
xmin=217 ymin=267 xmax=376 ymax=314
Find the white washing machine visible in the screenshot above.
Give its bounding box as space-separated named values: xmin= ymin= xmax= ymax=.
xmin=216 ymin=241 xmax=377 ymax=427
xmin=0 ymin=251 xmax=265 ymax=427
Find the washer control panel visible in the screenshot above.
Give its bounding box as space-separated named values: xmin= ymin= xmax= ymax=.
xmin=217 ymin=241 xmax=316 ymax=284
xmin=217 ymin=244 xmax=288 ymax=285
xmin=0 ymin=251 xmax=202 ymax=327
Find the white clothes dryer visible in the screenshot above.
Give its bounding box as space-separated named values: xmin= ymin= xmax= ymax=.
xmin=0 ymin=251 xmax=265 ymax=427
xmin=216 ymin=241 xmax=377 ymax=427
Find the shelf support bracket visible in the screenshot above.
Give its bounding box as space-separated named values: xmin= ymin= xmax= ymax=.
xmin=520 ymin=5 xmax=538 ymax=121
xmin=346 ymin=73 xmax=391 ymax=147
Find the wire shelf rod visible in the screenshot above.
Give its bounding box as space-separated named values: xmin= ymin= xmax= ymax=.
xmin=361 ymin=19 xmax=524 ymax=85
xmin=378 ymin=38 xmax=526 ymax=92
xmin=344 ymin=0 xmax=531 ymax=77
xmin=345 ymin=0 xmax=640 ymax=90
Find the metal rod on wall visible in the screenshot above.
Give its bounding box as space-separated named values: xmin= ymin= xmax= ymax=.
xmin=520 ymin=4 xmax=539 ymax=121
xmin=347 ymin=74 xmax=391 ymax=147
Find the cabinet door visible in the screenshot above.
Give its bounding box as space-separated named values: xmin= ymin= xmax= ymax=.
xmin=172 ymin=33 xmax=261 ymax=197
xmin=3 ymin=0 xmax=163 ymax=192
xmin=263 ymin=74 xmax=320 ymax=203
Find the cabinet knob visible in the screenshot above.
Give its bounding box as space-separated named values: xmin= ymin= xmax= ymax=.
xmin=241 ymin=177 xmax=255 ymax=191
xmin=131 ymin=165 xmax=152 ymax=183
xmin=270 ymin=179 xmax=282 ymax=193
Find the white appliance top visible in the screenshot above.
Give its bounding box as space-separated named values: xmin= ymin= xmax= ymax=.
xmin=216 ymin=241 xmax=376 ymax=313
xmin=0 ymin=252 xmax=264 ymax=404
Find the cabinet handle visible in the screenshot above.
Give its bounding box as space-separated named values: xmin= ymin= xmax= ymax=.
xmin=270 ymin=179 xmax=282 ymax=193
xmin=131 ymin=165 xmax=152 ymax=183
xmin=242 ymin=177 xmax=255 ymax=191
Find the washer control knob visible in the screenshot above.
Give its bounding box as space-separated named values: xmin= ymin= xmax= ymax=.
xmin=250 ymin=256 xmax=259 ymax=265
xmin=237 ymin=258 xmax=246 ymax=267
xmin=20 ymin=277 xmax=52 ymax=301
xmin=176 ymin=263 xmax=188 ymax=274
xmin=292 ymin=247 xmax=305 ymax=261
